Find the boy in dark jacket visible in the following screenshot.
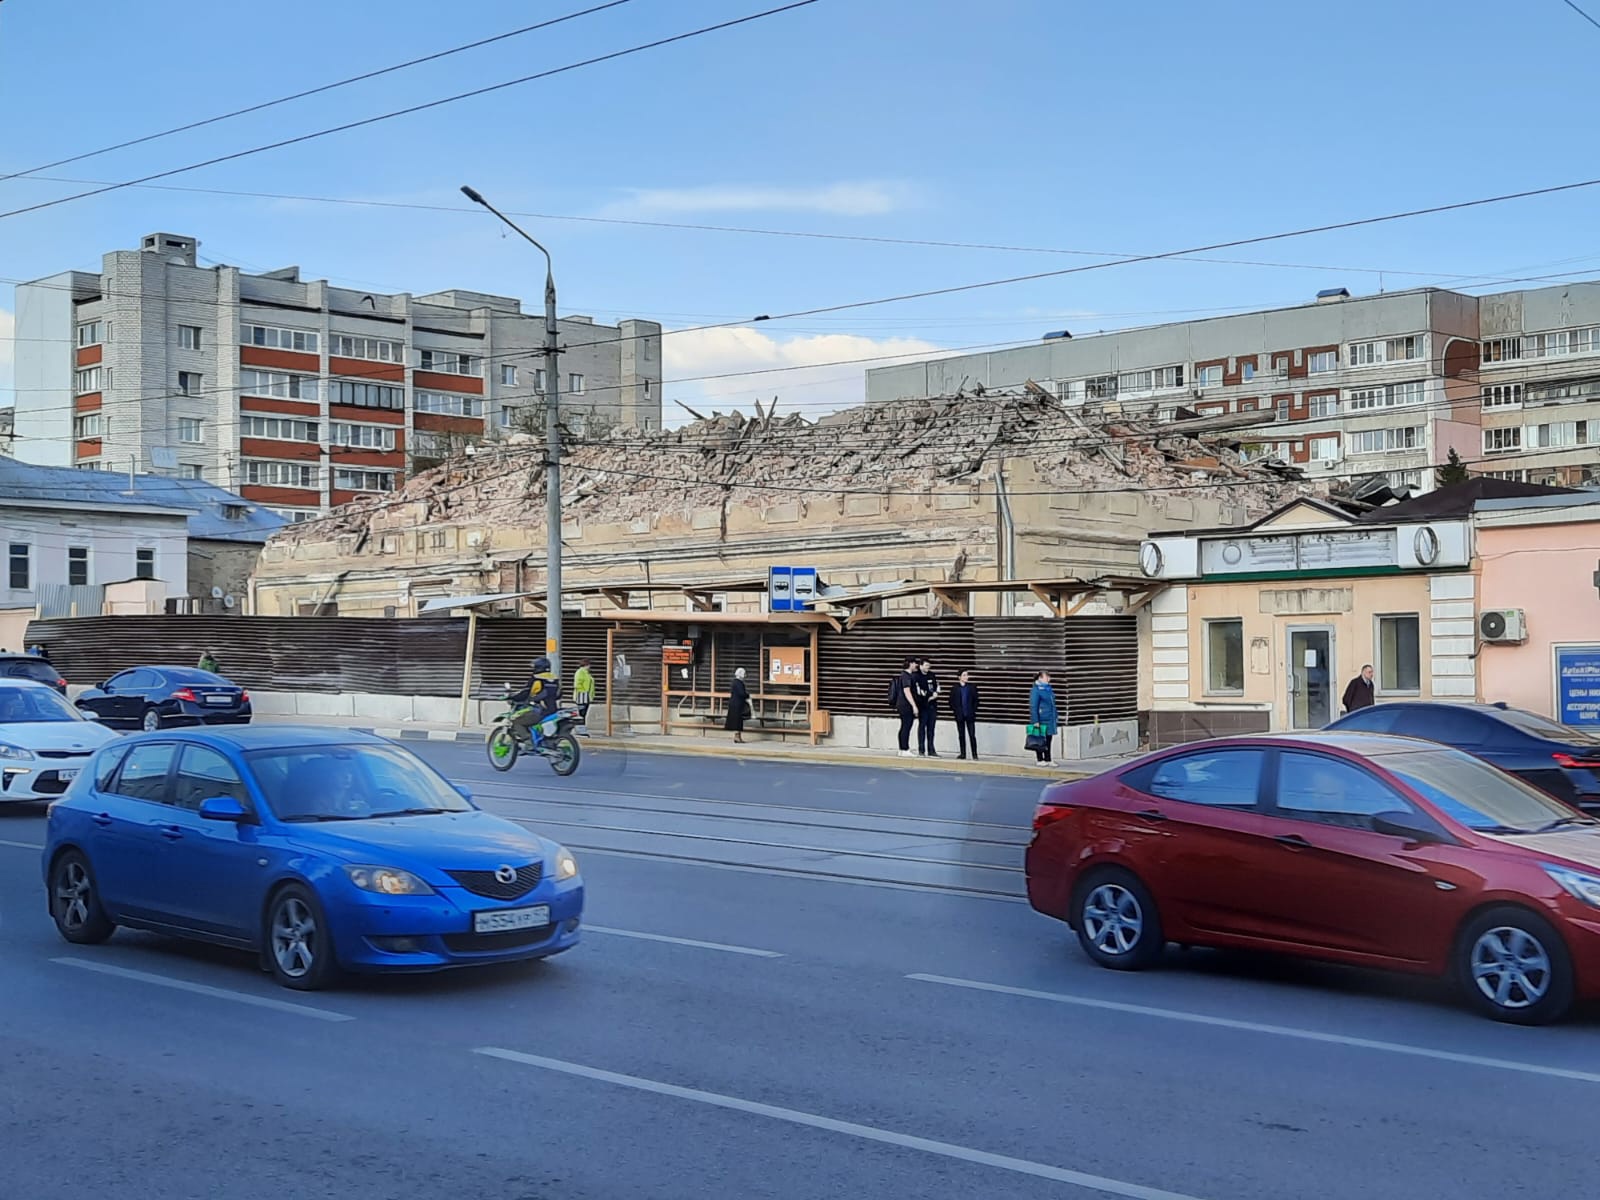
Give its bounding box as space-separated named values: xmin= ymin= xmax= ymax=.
xmin=950 ymin=670 xmax=980 ymax=760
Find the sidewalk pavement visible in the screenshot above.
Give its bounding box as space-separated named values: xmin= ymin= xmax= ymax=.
xmin=248 ymin=711 xmax=1127 ymax=781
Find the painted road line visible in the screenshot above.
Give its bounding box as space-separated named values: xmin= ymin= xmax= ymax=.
xmin=53 ymin=958 xmax=354 ymax=1023
xmin=0 ymin=838 xmax=44 ymax=851
xmin=473 ymin=1046 xmax=1208 ymax=1200
xmin=583 ymin=924 xmax=782 ymax=958
xmin=908 ymin=973 xmax=1600 ymax=1086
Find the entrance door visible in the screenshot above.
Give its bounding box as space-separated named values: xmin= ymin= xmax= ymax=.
xmin=1287 ymin=626 xmax=1335 ymax=729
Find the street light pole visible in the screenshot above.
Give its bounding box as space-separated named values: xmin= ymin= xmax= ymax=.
xmin=461 ymin=185 xmax=564 ymax=680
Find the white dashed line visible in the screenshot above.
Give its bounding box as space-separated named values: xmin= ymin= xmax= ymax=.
xmin=0 ymin=838 xmax=44 ymax=851
xmin=583 ymin=925 xmax=782 ymax=958
xmin=53 ymin=958 xmax=355 ymax=1022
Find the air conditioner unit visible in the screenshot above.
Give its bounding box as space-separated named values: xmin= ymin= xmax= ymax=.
xmin=1479 ymin=609 xmax=1527 ymax=644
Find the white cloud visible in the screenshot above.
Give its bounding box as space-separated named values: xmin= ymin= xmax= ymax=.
xmin=662 ymin=326 xmax=948 ymax=423
xmin=602 ymin=181 xmax=913 ymax=218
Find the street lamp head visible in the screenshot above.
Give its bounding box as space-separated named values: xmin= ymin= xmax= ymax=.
xmin=460 ymin=185 xmax=486 ymax=205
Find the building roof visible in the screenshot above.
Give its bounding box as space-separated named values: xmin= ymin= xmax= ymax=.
xmin=0 ymin=458 xmax=285 ymax=543
xmin=1357 ymin=479 xmax=1582 ymax=523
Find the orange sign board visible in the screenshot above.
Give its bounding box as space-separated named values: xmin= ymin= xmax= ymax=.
xmin=663 ymin=645 xmax=693 ymax=666
xmin=768 ymin=646 xmax=808 ymax=685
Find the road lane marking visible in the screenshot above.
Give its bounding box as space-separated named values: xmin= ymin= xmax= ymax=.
xmin=472 ymin=1046 xmax=1208 ymax=1200
xmin=584 ymin=924 xmax=782 ymax=957
xmin=909 ymin=973 xmax=1600 ymax=1085
xmin=0 ymin=838 xmax=43 ymax=851
xmin=52 ymin=958 xmax=355 ymax=1022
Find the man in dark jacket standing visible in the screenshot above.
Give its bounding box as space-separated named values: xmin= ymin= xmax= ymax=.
xmin=916 ymin=659 xmax=941 ymax=757
xmin=1341 ymin=664 xmax=1375 ymax=714
xmin=950 ymin=670 xmax=979 ymax=760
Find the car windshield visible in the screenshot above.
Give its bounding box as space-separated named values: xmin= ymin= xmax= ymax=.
xmin=245 ymin=743 xmax=473 ymax=822
xmin=0 ymin=686 xmax=82 ymax=723
xmin=1492 ymin=707 xmax=1600 ymax=745
xmin=1378 ymin=747 xmax=1587 ymax=833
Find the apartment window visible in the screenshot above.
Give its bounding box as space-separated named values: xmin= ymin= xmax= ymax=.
xmin=1195 ymin=364 xmax=1223 ymax=387
xmin=177 ymin=371 xmax=201 ymax=396
xmin=244 ymin=324 xmax=319 ymax=353
xmin=329 ymin=334 xmax=402 ymax=363
xmin=178 ymin=325 xmax=202 ymax=350
xmin=334 ymin=467 xmax=396 ymax=493
xmin=1307 ymin=350 xmax=1338 ymax=374
xmin=328 ymin=421 xmax=395 ymax=450
xmin=414 ymin=391 xmax=479 ymax=417
xmin=1085 ymin=374 xmax=1118 ymax=401
xmin=332 ymin=380 xmax=402 ymax=410
xmin=1348 ymin=340 xmax=1381 ymax=367
xmin=569 ymin=373 xmax=585 ymax=394
xmin=74 ymin=367 xmax=104 ymax=395
xmin=418 ymin=348 xmax=480 ymax=376
xmin=1241 ymin=362 xmax=1256 ymax=382
xmin=239 ymin=369 xmax=318 ymax=401
xmin=242 ymin=415 xmax=319 ymax=442
xmin=1482 ymin=383 xmax=1523 ymax=410
xmin=1306 ymin=392 xmax=1338 ymax=419
xmin=1377 ymin=614 xmax=1421 ymax=694
xmin=643 ymin=379 xmax=653 ymax=399
xmin=1204 ymin=619 xmax=1244 ymax=694
xmin=1531 ymin=420 xmax=1590 ymax=448
xmin=76 ymin=321 xmax=109 ymax=347
xmin=67 ymin=546 xmax=89 ymax=587
xmin=1349 ymin=336 xmax=1424 ymax=366
xmin=273 ymin=508 xmax=318 ymax=524
xmin=243 ymin=459 xmax=318 ymax=488
xmin=1345 ymin=380 xmax=1426 ymax=412
xmin=535 ymin=368 xmax=549 ymax=392
xmin=8 ymin=543 xmax=30 ymax=590
xmin=1275 ymin=396 xmax=1292 ymax=421
xmin=1388 ymin=335 xmax=1424 ymax=362
xmin=178 ymin=417 xmax=203 ymax=444
xmin=1272 ymin=355 xmax=1290 ymax=376
xmin=500 ymin=364 xmax=517 ymax=386
xmin=1387 ymin=469 xmax=1424 ymax=489
xmin=135 ymin=548 xmax=155 ymax=581
xmin=643 ymin=416 xmax=654 ymax=430
xmin=180 ymin=464 xmax=203 ymax=480
xmin=1484 ymin=468 xmax=1528 ymax=482
xmin=1117 ymin=369 xmax=1154 ymax=394
xmin=1526 ymin=325 xmax=1600 ymax=359
xmin=1483 ymin=427 xmax=1523 ymax=455
xmin=1348 ymin=426 xmax=1423 ymax=455
xmin=1482 ymin=337 xmax=1522 ymax=364
xmin=74 ymin=413 xmax=103 ymax=439
xmin=1308 ymin=436 xmax=1340 ymax=461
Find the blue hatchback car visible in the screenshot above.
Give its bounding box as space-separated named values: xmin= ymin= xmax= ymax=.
xmin=43 ymin=726 xmax=583 ymax=989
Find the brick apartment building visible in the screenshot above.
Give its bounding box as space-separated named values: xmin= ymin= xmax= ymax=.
xmin=10 ymin=232 xmax=663 ymax=520
xmin=867 ymin=281 xmax=1600 ymax=492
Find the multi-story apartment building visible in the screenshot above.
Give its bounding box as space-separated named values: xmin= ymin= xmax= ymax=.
xmin=10 ymin=232 xmax=663 ymax=520
xmin=867 ymin=281 xmax=1600 ymax=493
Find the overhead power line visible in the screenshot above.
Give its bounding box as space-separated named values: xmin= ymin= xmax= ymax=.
xmin=0 ymin=1 xmax=822 ymax=224
xmin=1559 ymin=0 xmax=1600 ymax=33
xmin=0 ymin=2 xmax=638 ymax=185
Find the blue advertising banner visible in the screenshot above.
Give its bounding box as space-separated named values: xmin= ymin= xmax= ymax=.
xmin=1555 ymin=646 xmax=1600 ymax=726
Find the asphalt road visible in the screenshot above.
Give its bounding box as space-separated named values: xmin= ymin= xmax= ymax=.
xmin=2 ymin=742 xmax=1598 ymax=1200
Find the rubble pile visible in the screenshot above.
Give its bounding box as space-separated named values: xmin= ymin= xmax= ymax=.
xmin=281 ymin=389 xmax=1314 ymax=542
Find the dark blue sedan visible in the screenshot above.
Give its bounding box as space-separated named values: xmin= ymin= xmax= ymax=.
xmin=75 ymin=666 xmax=252 ymax=732
xmin=1326 ymin=701 xmax=1600 ymax=814
xmin=43 ymin=726 xmax=583 ymax=989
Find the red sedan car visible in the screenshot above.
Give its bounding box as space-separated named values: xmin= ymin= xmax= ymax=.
xmin=1026 ymin=733 xmax=1600 ymax=1024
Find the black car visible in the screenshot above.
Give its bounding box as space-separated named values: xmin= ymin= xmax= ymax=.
xmin=0 ymin=653 xmax=68 ymax=695
xmin=1326 ymin=701 xmax=1600 ymax=813
xmin=75 ymin=666 xmax=252 ymax=732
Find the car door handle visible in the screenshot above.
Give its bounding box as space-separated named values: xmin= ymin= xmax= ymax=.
xmin=160 ymin=825 xmax=184 ymax=841
xmin=1135 ymin=809 xmax=1169 ymax=823
xmin=92 ymin=813 xmax=112 ymax=827
xmin=1274 ymin=833 xmax=1311 ymax=849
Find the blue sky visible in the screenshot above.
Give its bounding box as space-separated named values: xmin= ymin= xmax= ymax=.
xmin=5 ymin=0 xmax=1600 ymax=420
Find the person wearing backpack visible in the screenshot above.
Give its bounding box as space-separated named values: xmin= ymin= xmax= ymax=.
xmin=892 ymin=657 xmax=920 ymax=758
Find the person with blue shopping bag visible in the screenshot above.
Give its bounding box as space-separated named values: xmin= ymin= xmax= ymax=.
xmin=1027 ymin=671 xmax=1059 ymax=765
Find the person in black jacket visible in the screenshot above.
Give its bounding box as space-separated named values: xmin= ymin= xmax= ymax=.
xmin=894 ymin=658 xmax=920 ymax=758
xmin=1341 ymin=664 xmax=1375 ymax=714
xmin=726 ymin=667 xmax=750 ymax=743
xmin=950 ymin=670 xmax=980 ymax=760
xmin=916 ymin=659 xmax=941 ymax=757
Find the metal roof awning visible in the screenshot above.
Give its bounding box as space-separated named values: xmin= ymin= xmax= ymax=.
xmin=416 ymin=591 xmax=536 ymax=615
xmin=812 ymin=576 xmax=1168 ymax=625
xmin=596 ymin=609 xmax=841 ymax=630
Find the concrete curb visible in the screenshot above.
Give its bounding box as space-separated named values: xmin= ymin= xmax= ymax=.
xmin=355 ymin=727 xmax=483 ymax=744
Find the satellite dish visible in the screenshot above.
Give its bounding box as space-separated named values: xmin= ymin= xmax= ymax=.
xmin=223 ymin=595 xmax=236 ymax=609
xmin=210 ymin=586 xmax=224 ymax=599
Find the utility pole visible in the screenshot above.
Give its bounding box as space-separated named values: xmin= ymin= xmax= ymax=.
xmin=461 ymin=185 xmax=564 ymax=679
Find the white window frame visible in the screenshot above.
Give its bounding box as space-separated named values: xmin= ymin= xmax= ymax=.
xmin=76 ymin=321 xmax=108 ymax=347
xmin=1306 ymin=392 xmax=1338 ymax=419
xmin=243 ymin=459 xmax=320 ymax=488
xmin=1203 ymin=618 xmax=1245 ymax=696
xmin=333 ymin=466 xmax=396 ymax=493
xmin=73 ymin=412 xmax=103 ymax=439
xmin=414 ymin=391 xmax=480 ymax=417
xmin=1482 ymin=383 xmax=1523 ymax=410
xmin=1483 ymin=427 xmax=1523 ymax=455
xmin=1531 ymin=420 xmax=1589 ymax=449
xmin=500 ymin=364 xmax=517 ymax=386
xmin=1374 ymin=612 xmax=1423 ymax=696
xmin=1308 ymin=435 xmax=1340 ymax=461
xmin=1348 ymin=426 xmax=1424 ymax=455
xmin=1195 ymin=364 xmax=1223 ymax=387
xmin=328 ymin=421 xmax=395 ymax=451
xmin=179 ymin=464 xmax=204 ymax=480
xmin=241 ymin=415 xmax=319 ymax=443
xmin=329 ymin=334 xmax=402 ymax=363
xmin=568 ymin=372 xmax=586 ymax=394
xmin=239 ymin=369 xmax=319 ymax=401
xmin=134 ymin=546 xmax=156 ymax=581
xmin=66 ymin=545 xmax=91 ymax=588
xmin=74 ymin=366 xmax=105 ymax=395
xmin=178 ymin=417 xmax=204 ymax=444
xmin=1482 ymin=337 xmax=1522 ymax=364
xmin=177 ymin=371 xmax=202 ymax=396
xmin=244 ymin=324 xmax=319 ymax=353
xmin=7 ymin=541 xmax=32 ymax=591
xmin=418 ymin=348 xmax=480 ymax=377
xmin=331 ymin=380 xmax=403 ymax=410
xmin=178 ymin=325 xmax=203 ymax=350
xmin=1307 ymin=350 xmax=1338 ymax=375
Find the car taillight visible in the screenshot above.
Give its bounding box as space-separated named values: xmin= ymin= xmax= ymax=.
xmin=56 ymin=679 xmax=67 ymax=689
xmin=1032 ymin=804 xmax=1075 ymax=833
xmin=239 ymin=690 xmax=250 ymax=704
xmin=1554 ymin=752 xmax=1600 ymax=769
xmin=173 ymin=688 xmax=197 ymax=702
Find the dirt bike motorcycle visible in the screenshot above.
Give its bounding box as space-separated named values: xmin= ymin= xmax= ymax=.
xmin=485 ymin=694 xmax=583 ymax=777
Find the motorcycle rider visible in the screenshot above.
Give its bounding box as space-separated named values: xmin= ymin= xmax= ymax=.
xmin=510 ymin=656 xmax=560 ymax=745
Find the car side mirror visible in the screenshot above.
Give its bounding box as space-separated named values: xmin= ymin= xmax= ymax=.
xmin=96 ymin=682 xmax=109 ymax=692
xmin=81 ymin=710 xmax=101 ymax=721
xmin=1372 ymin=811 xmax=1444 ymax=844
xmin=199 ymin=795 xmax=251 ymax=823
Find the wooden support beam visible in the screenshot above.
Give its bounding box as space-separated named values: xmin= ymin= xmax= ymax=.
xmin=1062 ymin=593 xmax=1095 ymax=617
xmin=1125 ymin=584 xmax=1167 ymax=612
xmin=684 ymin=590 xmax=716 ymax=612
xmin=930 ymin=586 xmax=969 ymax=616
xmin=1028 ymin=584 xmax=1065 ymax=617
xmin=599 ymin=589 xmax=632 ymax=610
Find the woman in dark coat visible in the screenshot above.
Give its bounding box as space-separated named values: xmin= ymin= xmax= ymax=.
xmin=725 ymin=667 xmax=750 ymax=743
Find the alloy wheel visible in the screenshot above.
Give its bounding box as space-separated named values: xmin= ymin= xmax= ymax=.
xmin=54 ymin=861 xmax=92 ymax=933
xmin=1469 ymin=925 xmax=1552 ymax=1010
xmin=142 ymin=709 xmax=161 ymax=732
xmin=1082 ymin=883 xmax=1144 ymax=957
xmin=271 ymin=897 xmax=317 ymax=979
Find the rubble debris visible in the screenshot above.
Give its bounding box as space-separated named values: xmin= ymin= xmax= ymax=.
xmin=278 ymin=389 xmax=1316 ymax=543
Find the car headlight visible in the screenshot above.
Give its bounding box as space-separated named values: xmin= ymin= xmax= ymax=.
xmin=0 ymin=742 xmax=35 ymax=761
xmin=1544 ymin=864 xmax=1600 ymax=909
xmin=554 ymin=848 xmax=579 ymax=881
xmin=344 ymin=866 xmax=433 ymax=896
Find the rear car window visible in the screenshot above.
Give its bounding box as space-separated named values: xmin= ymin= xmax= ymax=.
xmin=94 ymin=744 xmax=131 ymax=791
xmin=1126 ymin=748 xmax=1265 ymax=810
xmin=2 ymin=659 xmax=58 ymax=684
xmin=1494 ymin=707 xmax=1600 ymax=744
xmin=109 ymin=743 xmax=176 ymax=803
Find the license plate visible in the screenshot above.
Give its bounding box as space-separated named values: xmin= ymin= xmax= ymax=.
xmin=473 ymin=905 xmax=550 ymax=934
xmin=204 ymin=695 xmax=232 ymax=706
xmin=57 ymin=768 xmax=79 ymax=781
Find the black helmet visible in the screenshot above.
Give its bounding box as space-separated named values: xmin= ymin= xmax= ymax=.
xmin=532 ymin=656 xmax=552 ymax=674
